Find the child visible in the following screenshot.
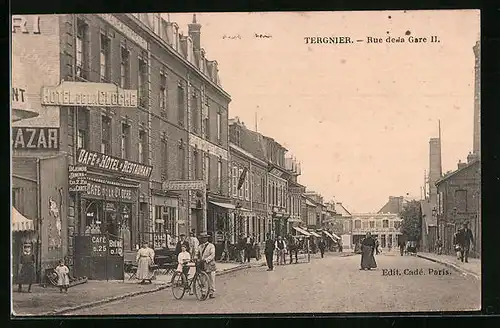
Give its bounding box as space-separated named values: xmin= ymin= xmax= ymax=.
xmin=177 ymin=244 xmax=191 ymax=277
xmin=55 ymin=259 xmax=70 ymax=293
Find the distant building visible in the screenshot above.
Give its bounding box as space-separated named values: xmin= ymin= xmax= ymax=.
xmin=351 ymin=213 xmax=402 ymax=248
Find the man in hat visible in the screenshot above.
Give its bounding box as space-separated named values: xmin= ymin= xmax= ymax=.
xmin=456 ymin=222 xmax=474 ymax=263
xmin=197 ymin=233 xmax=217 ymax=298
xmin=175 ymin=233 xmax=190 ymax=257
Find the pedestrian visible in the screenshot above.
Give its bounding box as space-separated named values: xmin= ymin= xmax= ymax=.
xmin=338 ymin=241 xmax=343 ymax=253
xmin=17 ymin=242 xmax=35 ymax=293
xmin=318 ymin=238 xmax=326 ymax=258
xmin=288 ymin=235 xmax=299 ymax=264
xmin=244 ymin=234 xmax=253 ymax=263
xmin=188 ymin=231 xmax=199 ymax=260
xmin=360 ymin=232 xmax=377 ymax=270
xmin=175 ymin=234 xmax=190 ymax=256
xmin=399 ymin=240 xmax=405 ymax=256
xmin=274 ymin=235 xmax=287 ymax=265
xmin=435 ymin=238 xmax=443 ymax=255
xmin=456 ymin=222 xmax=474 ymax=263
xmin=136 ymin=241 xmax=155 ymax=284
xmin=197 ymin=233 xmax=216 ymax=299
xmin=55 ymin=259 xmax=70 ymax=293
xmin=264 ymin=233 xmax=275 ymax=271
xmin=238 ymin=234 xmax=246 ymax=263
xmin=374 ymin=238 xmax=380 ymax=255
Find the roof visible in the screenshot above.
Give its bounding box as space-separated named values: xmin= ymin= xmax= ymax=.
xmin=335 ymin=202 xmax=352 ymax=216
xmin=377 ymin=196 xmax=403 ymax=214
xmin=435 ymin=159 xmax=480 ymax=186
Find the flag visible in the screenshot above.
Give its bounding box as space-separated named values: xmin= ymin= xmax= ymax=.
xmin=237 ymin=167 xmax=248 ymax=190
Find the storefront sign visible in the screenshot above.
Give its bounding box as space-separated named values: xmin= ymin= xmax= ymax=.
xmin=77 ymin=148 xmax=152 ymax=179
xmin=98 ymin=14 xmax=148 ymax=50
xmin=162 ymin=180 xmax=206 ymax=191
xmin=41 ymin=81 xmax=138 ymax=108
xmin=85 ymin=181 xmax=134 ymax=201
xmin=12 ymin=15 xmax=41 ymax=34
xmin=12 ymin=127 xmax=59 ymax=150
xmin=68 ymin=165 xmax=88 ymax=192
xmin=189 ymin=134 xmax=228 ymax=160
xmin=108 ymin=238 xmax=123 ymax=256
xmin=91 ymin=235 xmax=107 ymax=256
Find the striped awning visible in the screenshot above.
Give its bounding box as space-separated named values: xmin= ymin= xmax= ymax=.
xmin=324 ymin=230 xmax=341 ymax=241
xmin=12 ymin=207 xmax=34 ymax=232
xmin=293 ymin=226 xmax=311 ymax=236
xmin=308 ymin=231 xmax=321 ymax=238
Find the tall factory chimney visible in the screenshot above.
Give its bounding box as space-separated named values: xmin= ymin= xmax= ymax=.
xmin=472 ymin=40 xmax=481 ymax=157
xmin=428 ymin=123 xmax=443 ymax=206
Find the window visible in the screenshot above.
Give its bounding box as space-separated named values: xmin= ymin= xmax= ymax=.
xmin=382 ymin=219 xmax=389 ymax=228
xmin=355 ymin=220 xmax=361 ymax=229
xmin=204 ymin=154 xmax=210 ymax=185
xmin=178 ymin=140 xmax=186 ymax=179
xmin=245 ymin=174 xmax=250 ymax=201
xmin=261 ymin=177 xmax=266 ymax=202
xmin=232 ymin=166 xmax=238 ymax=197
xmin=216 ymin=110 xmax=221 ymax=143
xmin=203 ymin=117 xmax=209 ymax=140
xmin=159 ymin=72 xmax=167 ymax=112
xmin=138 ymin=130 xmax=147 ymax=163
xmin=101 ymin=116 xmax=111 ymax=154
xmin=161 ymin=137 xmax=168 ymax=180
xmin=369 ymin=221 xmax=375 ymax=228
xmin=217 ymin=160 xmax=222 ymax=192
xmin=100 ymin=33 xmax=110 ymax=82
xmin=121 ymin=123 xmax=130 ymax=159
xmin=154 ymin=206 xmax=166 ymax=249
xmin=193 ymin=150 xmax=200 ymax=180
xmin=394 ymin=221 xmax=401 ymax=230
xmin=77 ymin=108 xmax=89 ymax=149
xmin=76 ymin=20 xmax=89 ymax=79
xmin=178 ymin=84 xmax=185 ymax=125
xmin=191 ymin=91 xmax=199 ymax=133
xmin=120 ymin=47 xmax=130 ymax=88
xmin=455 ymin=189 xmax=467 ymax=212
xmin=138 ymin=59 xmax=148 ymax=107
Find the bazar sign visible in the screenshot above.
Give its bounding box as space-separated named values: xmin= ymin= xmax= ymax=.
xmin=77 ymin=148 xmax=152 ymax=179
xmin=41 ymin=81 xmax=138 ymax=108
xmin=85 ymin=181 xmax=133 ymax=201
xmin=162 ymin=180 xmax=206 ymax=191
xmin=12 ymin=127 xmax=59 ymax=150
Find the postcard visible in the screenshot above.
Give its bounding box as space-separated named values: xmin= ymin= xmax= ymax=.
xmin=11 ymin=10 xmax=480 ymax=315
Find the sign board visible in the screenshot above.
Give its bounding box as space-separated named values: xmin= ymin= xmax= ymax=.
xmin=91 ymin=235 xmax=107 ymax=257
xmin=41 ymin=81 xmax=138 ymax=108
xmin=162 ymin=180 xmax=206 ymax=191
xmin=77 ymin=148 xmax=152 ymax=179
xmin=68 ymin=165 xmax=88 ymax=192
xmin=85 ymin=181 xmax=134 ymax=201
xmin=98 ymin=14 xmax=148 ymax=50
xmin=12 ymin=127 xmax=59 ymax=150
xmin=108 ymin=238 xmax=123 ymax=256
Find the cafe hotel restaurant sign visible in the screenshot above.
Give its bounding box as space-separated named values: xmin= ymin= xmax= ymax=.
xmin=41 ymin=81 xmax=138 ymax=108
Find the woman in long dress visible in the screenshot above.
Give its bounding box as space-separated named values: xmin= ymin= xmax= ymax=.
xmin=17 ymin=242 xmax=36 ymax=293
xmin=360 ymin=232 xmax=377 ymax=270
xmin=136 ymin=241 xmax=155 ymax=284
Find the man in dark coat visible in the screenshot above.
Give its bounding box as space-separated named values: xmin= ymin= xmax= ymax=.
xmin=264 ymin=233 xmax=275 ymax=271
xmin=318 ymin=238 xmax=326 ymax=258
xmin=174 ymin=234 xmax=190 ymax=256
xmin=456 ymin=222 xmax=474 ymax=263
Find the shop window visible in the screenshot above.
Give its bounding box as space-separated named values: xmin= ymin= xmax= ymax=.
xmin=383 ymin=219 xmax=389 ymax=228
xmin=100 ymin=33 xmax=110 ymax=82
xmin=177 ymin=84 xmax=185 ymax=125
xmin=76 ymin=20 xmax=89 ymax=79
xmin=159 ymin=72 xmax=168 ymax=113
xmin=138 ymin=58 xmax=148 ymax=107
xmin=101 ymin=116 xmax=112 ymax=154
xmin=154 ymin=206 xmax=166 ymax=249
xmin=138 ymin=130 xmax=147 ymax=164
xmin=120 ymin=47 xmax=130 ymax=88
xmin=217 ymin=159 xmax=222 ymax=192
xmin=121 ymin=123 xmax=130 ymax=159
xmin=354 ymin=220 xmax=361 ymax=229
xmin=191 ymin=90 xmax=199 ymax=134
xmin=77 ymin=107 xmax=89 ymax=149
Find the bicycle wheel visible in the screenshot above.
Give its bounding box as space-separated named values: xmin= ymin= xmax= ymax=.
xmin=193 ymin=271 xmax=210 ymax=301
xmin=171 ymin=272 xmax=186 ymax=300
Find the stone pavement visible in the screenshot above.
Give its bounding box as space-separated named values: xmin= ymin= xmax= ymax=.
xmin=417 ymin=252 xmax=481 ymax=279
xmin=12 ymin=260 xmax=257 ymax=316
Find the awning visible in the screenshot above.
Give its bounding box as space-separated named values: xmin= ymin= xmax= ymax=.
xmin=308 ymin=231 xmax=321 ymax=238
xmin=209 ymin=201 xmax=236 ymax=209
xmin=324 ymin=231 xmax=341 ymax=241
xmin=12 ymin=207 xmax=35 ymax=232
xmin=293 ymin=226 xmax=311 ymax=236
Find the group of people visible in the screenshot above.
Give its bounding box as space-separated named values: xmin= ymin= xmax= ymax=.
xmin=434 ymin=222 xmax=474 ymax=263
xmin=134 ymin=230 xmax=217 ymax=299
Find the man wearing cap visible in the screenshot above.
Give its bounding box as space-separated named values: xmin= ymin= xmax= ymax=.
xmin=456 ymin=222 xmax=474 ymax=263
xmin=175 ymin=234 xmax=190 ymax=257
xmin=197 ymin=233 xmax=217 ymax=298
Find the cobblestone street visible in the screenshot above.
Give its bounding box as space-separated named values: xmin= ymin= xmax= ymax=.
xmin=68 ymin=252 xmax=480 ymax=315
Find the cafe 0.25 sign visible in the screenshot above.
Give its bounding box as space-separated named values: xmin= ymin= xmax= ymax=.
xmin=91 ymin=234 xmax=124 ymax=256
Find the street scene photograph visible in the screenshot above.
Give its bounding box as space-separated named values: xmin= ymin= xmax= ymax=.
xmin=11 ymin=10 xmax=481 ymax=315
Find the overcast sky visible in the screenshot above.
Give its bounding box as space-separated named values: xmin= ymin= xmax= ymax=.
xmin=169 ymin=10 xmax=479 ymax=213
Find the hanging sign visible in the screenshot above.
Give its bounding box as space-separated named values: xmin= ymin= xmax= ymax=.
xmin=12 ymin=127 xmax=59 ymax=150
xmin=91 ymin=235 xmax=107 ymax=257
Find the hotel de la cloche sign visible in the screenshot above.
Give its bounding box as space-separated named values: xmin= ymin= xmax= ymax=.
xmin=41 ymin=81 xmax=137 ymax=108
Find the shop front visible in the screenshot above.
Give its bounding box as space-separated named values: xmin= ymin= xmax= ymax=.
xmin=151 ymin=192 xmax=180 ymax=250
xmin=207 ymin=195 xmax=235 ymax=260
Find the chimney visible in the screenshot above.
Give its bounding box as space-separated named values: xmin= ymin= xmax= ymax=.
xmin=429 ymin=137 xmax=442 ymax=206
xmin=188 ymin=14 xmax=202 ymax=68
xmin=458 ymin=160 xmax=467 ymax=170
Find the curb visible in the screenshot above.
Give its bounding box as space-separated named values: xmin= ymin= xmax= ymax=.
xmin=215 ymin=263 xmax=252 ymax=276
xmin=417 ymin=254 xmax=480 ymax=280
xmin=43 ymin=284 xmax=170 ymax=316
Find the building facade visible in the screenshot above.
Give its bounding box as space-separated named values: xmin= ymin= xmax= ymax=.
xmin=351 ymin=213 xmax=402 ymax=248
xmin=436 ymin=157 xmax=480 ymax=257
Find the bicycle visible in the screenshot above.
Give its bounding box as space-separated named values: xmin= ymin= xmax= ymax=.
xmin=171 ymin=261 xmax=210 ymax=301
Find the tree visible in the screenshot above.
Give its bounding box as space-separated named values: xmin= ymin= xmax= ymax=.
xmin=400 ymin=200 xmax=422 ymax=241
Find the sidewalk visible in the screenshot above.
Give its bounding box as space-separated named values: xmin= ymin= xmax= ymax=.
xmin=417 ymin=252 xmax=481 ymax=279
xmin=12 ymin=260 xmax=255 ymax=316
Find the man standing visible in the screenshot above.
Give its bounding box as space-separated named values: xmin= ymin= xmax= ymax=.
xmin=197 ymin=233 xmax=216 ymax=299
xmin=175 ymin=234 xmax=190 ymax=256
xmin=456 ymin=222 xmax=474 ymax=263
xmin=244 ymin=234 xmax=254 ymax=263
xmin=188 ymin=231 xmax=199 ymax=260
xmin=318 ymin=238 xmax=326 ymax=258
xmin=264 ymin=233 xmax=275 ymax=271
xmin=275 ymin=235 xmax=287 ymax=265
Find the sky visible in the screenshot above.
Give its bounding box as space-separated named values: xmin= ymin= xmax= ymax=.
xmin=169 ymin=10 xmax=480 ymax=213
